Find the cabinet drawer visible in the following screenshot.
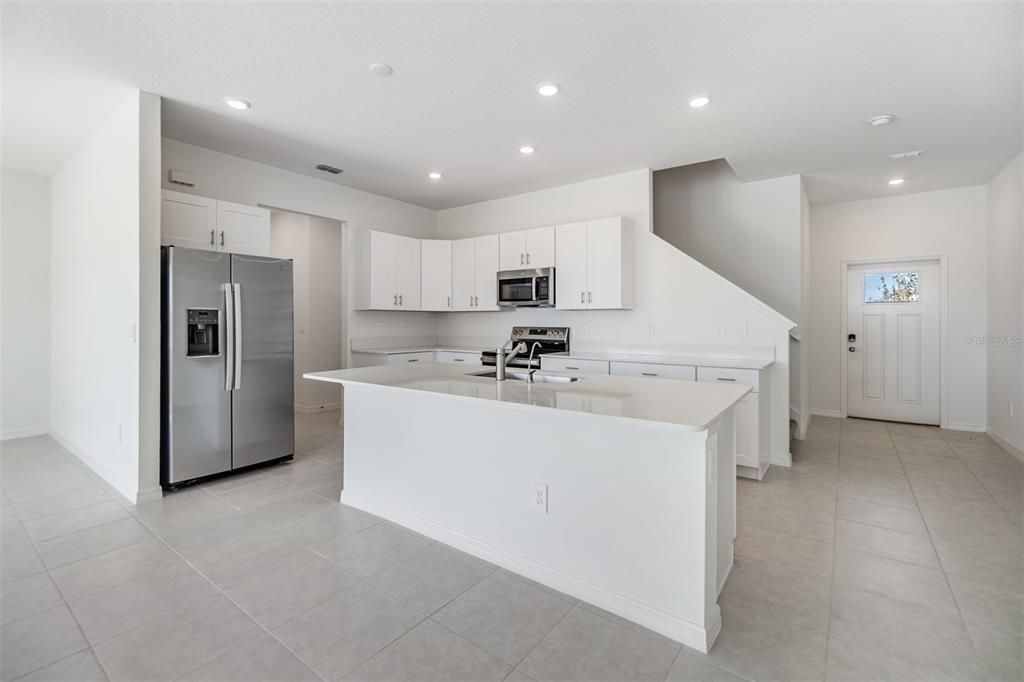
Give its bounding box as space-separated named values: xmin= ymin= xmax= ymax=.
xmin=541 ymin=357 xmax=610 ymax=375
xmin=610 ymin=362 xmax=695 ymax=381
xmin=697 ymin=366 xmax=759 ymax=392
xmin=435 ymin=351 xmax=483 ymax=366
xmin=386 ymin=352 xmax=434 ymax=365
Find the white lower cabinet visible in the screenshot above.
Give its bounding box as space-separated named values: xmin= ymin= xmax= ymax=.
xmin=541 ymin=357 xmax=610 ymax=375
xmin=385 ymin=351 xmax=434 ymax=365
xmin=435 ymin=351 xmax=484 ymax=367
xmin=610 ymin=361 xmax=695 ymax=381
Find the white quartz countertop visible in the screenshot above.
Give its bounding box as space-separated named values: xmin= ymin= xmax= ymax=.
xmin=305 ymin=362 xmax=750 ymax=431
xmin=545 ymin=350 xmax=774 ymax=370
xmin=351 ymin=345 xmax=489 ymax=356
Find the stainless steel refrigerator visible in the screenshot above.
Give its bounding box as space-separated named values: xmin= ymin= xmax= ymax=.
xmin=161 ymin=246 xmax=294 ymax=488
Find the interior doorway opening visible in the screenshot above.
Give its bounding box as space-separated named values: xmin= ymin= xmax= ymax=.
xmin=269 ymin=209 xmax=344 ymax=414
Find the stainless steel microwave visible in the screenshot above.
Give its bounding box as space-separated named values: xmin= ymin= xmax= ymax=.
xmin=496 ymin=267 xmax=555 ymax=307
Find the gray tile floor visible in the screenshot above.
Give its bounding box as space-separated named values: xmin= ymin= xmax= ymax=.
xmin=1 ymin=412 xmax=1021 ymax=681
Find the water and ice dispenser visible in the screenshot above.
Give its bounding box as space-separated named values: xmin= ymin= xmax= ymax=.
xmin=186 ymin=308 xmax=220 ymax=357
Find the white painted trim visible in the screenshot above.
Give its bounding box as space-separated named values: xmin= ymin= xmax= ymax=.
xmin=944 ymin=422 xmax=987 ymax=433
xmin=135 ymin=486 xmax=164 ymax=504
xmin=839 ymin=255 xmax=948 ymax=427
xmin=294 ymin=402 xmax=342 ymax=414
xmin=0 ymin=427 xmax=49 ymax=441
xmin=987 ymin=428 xmax=1024 ymax=464
xmin=811 ymin=408 xmax=844 ymax=418
xmin=770 ymin=452 xmax=792 ymax=468
xmin=342 ymin=491 xmax=722 ymax=653
xmin=51 ymin=430 xmax=140 ymax=503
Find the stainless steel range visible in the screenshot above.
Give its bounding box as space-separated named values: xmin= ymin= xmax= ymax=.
xmin=481 ymin=326 xmax=570 ymax=370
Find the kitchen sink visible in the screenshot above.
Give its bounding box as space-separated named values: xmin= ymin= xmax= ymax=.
xmin=470 ymin=370 xmax=579 ymax=384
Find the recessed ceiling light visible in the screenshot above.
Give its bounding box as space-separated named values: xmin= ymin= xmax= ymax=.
xmin=688 ymin=95 xmax=711 ymax=108
xmin=537 ymin=83 xmax=559 ymax=97
xmin=369 ymin=63 xmax=394 ymax=76
xmin=428 ymin=172 xmax=443 ymax=180
xmin=223 ymin=97 xmax=252 ymax=111
xmin=519 ymin=146 xmax=535 ymax=155
xmin=888 ymin=178 xmax=905 ymax=186
xmin=870 ymin=114 xmax=894 ymax=127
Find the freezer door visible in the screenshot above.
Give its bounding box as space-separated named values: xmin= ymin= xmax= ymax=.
xmin=230 ymin=254 xmax=294 ymax=468
xmin=162 ymin=247 xmax=232 ymax=484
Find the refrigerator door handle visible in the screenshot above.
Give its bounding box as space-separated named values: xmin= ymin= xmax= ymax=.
xmin=232 ymin=283 xmax=243 ymax=390
xmin=223 ymin=283 xmax=235 ymax=391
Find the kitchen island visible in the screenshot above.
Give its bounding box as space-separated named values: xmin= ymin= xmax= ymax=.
xmin=304 ymin=363 xmax=749 ymax=652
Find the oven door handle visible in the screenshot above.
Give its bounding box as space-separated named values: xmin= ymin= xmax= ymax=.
xmin=533 ymin=276 xmax=539 ymax=303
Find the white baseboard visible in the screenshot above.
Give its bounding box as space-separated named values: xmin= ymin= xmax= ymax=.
xmin=770 ymin=451 xmax=793 ymax=468
xmin=135 ymin=486 xmax=164 ymax=504
xmin=294 ymin=402 xmax=342 ymax=414
xmin=50 ymin=430 xmax=140 ymax=504
xmin=810 ymin=409 xmax=843 ymax=419
xmin=987 ymin=428 xmax=1024 ymax=464
xmin=0 ymin=426 xmax=49 ymax=441
xmin=944 ymin=422 xmax=986 ymax=433
xmin=342 ymin=491 xmax=722 ymax=653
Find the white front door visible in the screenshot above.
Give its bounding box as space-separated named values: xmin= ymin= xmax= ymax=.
xmin=846 ymin=261 xmax=940 ymax=424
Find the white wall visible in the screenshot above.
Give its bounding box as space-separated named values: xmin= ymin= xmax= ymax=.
xmin=1 ymin=170 xmax=51 ymax=440
xmin=50 ymin=91 xmax=159 ymax=501
xmin=810 ymin=186 xmax=989 ymax=430
xmin=437 ymin=169 xmax=795 ymax=463
xmin=271 ymin=211 xmax=344 ymax=411
xmin=653 ymin=160 xmax=803 ymax=324
xmin=161 ymin=139 xmax=440 ymax=350
xmin=986 ymin=152 xmax=1023 ymax=454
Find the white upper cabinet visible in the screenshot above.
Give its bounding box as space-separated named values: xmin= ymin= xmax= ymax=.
xmin=525 ymin=226 xmax=555 ymax=268
xmin=217 ymin=200 xmax=271 ymax=256
xmin=161 ymin=190 xmax=269 ymax=256
xmin=452 ymin=235 xmax=499 ymax=311
xmin=555 ymin=216 xmax=631 ymax=310
xmin=499 ymin=231 xmax=526 ymax=270
xmin=354 ymin=230 xmax=422 ymax=310
xmin=161 ymin=190 xmax=217 ymax=251
xmin=474 ymin=234 xmax=500 ymax=310
xmin=421 ymin=240 xmax=453 ymax=311
xmin=498 ymin=226 xmax=555 ymax=270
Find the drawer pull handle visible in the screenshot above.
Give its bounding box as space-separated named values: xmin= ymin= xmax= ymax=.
xmin=408 ymin=358 xmax=419 ymax=363
xmin=716 ymin=377 xmax=736 ymax=381
xmin=565 ymin=366 xmax=579 ymax=370
xmin=453 ymin=358 xmax=464 ymax=362
xmin=641 ymin=372 xmax=658 ymax=377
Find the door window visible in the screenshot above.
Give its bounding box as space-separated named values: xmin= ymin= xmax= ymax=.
xmin=863 ymin=272 xmax=920 ymax=303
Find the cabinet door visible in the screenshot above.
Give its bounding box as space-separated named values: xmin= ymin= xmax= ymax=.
xmin=525 ymin=226 xmax=555 ymax=268
xmin=369 ymin=231 xmax=398 ymax=309
xmin=474 ymin=235 xmax=500 ymax=310
xmin=394 ymin=236 xmax=421 ymax=309
xmin=734 ymin=394 xmax=760 ymax=468
xmin=585 ymin=217 xmax=622 ymax=309
xmin=420 ymin=240 xmax=452 ymax=311
xmin=554 ymin=222 xmax=588 ymax=310
xmin=451 ymin=239 xmax=477 ymax=311
xmin=499 ymin=231 xmax=527 ymax=270
xmin=161 ymin=190 xmax=217 ymax=250
xmin=217 ymin=200 xmax=270 ymax=256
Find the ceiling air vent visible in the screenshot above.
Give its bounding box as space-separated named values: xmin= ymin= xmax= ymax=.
xmin=315 ymin=163 xmax=344 ymax=175
xmin=889 ymin=149 xmax=926 ymax=161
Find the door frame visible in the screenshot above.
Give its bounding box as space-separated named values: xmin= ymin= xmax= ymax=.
xmin=839 ymin=255 xmax=949 ymax=428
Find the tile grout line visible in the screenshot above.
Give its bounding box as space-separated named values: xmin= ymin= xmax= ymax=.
xmin=887 ymin=422 xmax=988 ymax=678
xmin=3 ymin=483 xmax=107 ymax=682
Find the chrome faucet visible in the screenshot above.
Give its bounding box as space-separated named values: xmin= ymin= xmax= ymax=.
xmin=495 ymin=340 xmax=528 ymax=381
xmin=526 ymin=342 xmax=543 ymax=383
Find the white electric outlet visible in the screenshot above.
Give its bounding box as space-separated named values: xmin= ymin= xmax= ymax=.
xmin=714 ymin=324 xmax=726 ymax=337
xmin=376 ymin=322 xmax=384 ymax=330
xmin=734 ymin=321 xmax=748 ymax=338
xmin=529 ymin=481 xmax=548 ymax=513
xmin=648 ymin=323 xmax=656 ymax=336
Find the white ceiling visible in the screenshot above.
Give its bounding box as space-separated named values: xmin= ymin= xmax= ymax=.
xmin=3 ymin=2 xmax=1020 ymax=208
